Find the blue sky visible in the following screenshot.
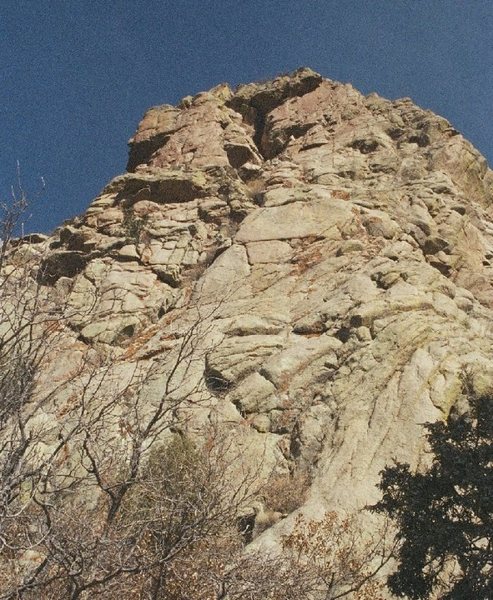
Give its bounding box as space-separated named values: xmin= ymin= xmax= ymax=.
xmin=1 ymin=1 xmax=492 ymax=233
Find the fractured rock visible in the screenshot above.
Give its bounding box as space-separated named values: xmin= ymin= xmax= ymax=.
xmin=11 ymin=68 xmax=493 ymax=560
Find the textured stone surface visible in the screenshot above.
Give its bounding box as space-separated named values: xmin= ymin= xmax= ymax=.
xmin=9 ymin=69 xmax=493 ymax=558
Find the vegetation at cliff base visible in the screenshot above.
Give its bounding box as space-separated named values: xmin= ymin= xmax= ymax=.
xmin=372 ymin=386 xmax=493 ymax=599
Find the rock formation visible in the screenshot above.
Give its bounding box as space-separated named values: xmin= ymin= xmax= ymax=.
xmin=6 ymin=68 xmax=493 ymax=552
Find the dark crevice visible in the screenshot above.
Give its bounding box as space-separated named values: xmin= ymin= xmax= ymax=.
xmin=252 ymin=110 xmax=266 ymax=158
xmin=349 ymin=139 xmax=380 ymax=154
xmin=408 ymin=133 xmax=430 ymax=147
xmin=335 ymin=327 xmax=351 ymax=343
xmin=428 ymin=260 xmax=452 ymax=276
xmin=226 ymin=70 xmax=322 ymax=159
xmin=77 ymin=333 xmax=91 ymax=345
xmin=126 ymin=133 xmax=171 ymax=172
xmin=114 ymin=324 xmax=136 ymax=344
xmin=225 ymin=144 xmax=256 ymax=169
xmin=287 ymin=122 xmax=315 ymax=139
xmin=208 ymin=244 xmax=231 ymax=265
xmin=204 ymin=362 xmax=232 ymax=396
xmin=299 ymin=142 xmax=328 ymax=152
xmin=349 ymin=315 xmax=363 ymax=328
xmin=115 ymin=177 xmax=204 ymax=206
xmin=152 ymin=268 xmax=181 ymax=288
xmin=38 ymin=251 xmax=90 ymax=286
xmin=387 ymin=127 xmax=404 ymax=141
xmin=237 ymin=513 xmax=256 ymax=544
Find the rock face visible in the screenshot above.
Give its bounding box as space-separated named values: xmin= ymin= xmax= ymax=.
xmin=15 ymin=68 xmax=493 ymax=545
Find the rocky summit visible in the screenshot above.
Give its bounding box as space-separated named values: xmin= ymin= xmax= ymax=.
xmin=7 ymin=68 xmax=493 ymax=557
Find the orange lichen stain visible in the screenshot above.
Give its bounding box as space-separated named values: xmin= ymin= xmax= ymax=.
xmin=121 ymin=323 xmax=161 ymax=359
xmin=332 ymin=189 xmax=351 ymax=200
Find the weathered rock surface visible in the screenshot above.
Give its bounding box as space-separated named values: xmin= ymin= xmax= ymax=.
xmin=11 ymin=68 xmax=493 ymax=552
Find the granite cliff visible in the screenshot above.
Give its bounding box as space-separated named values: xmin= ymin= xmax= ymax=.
xmin=3 ymin=68 xmax=493 ymax=589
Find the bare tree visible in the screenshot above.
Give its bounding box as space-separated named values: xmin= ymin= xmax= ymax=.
xmin=0 ymin=188 xmax=260 ymax=598
xmin=0 ymin=191 xmax=392 ymax=600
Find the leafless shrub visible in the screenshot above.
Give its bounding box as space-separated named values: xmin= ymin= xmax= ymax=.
xmin=216 ymin=510 xmax=391 ymax=600
xmin=263 ymin=468 xmax=311 ymax=515
xmin=0 ymin=189 xmax=392 ymax=599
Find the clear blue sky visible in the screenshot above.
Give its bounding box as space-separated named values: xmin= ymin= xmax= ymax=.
xmin=1 ymin=1 xmax=492 ymax=233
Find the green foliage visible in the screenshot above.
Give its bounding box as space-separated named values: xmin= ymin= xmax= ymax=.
xmin=120 ymin=434 xmax=239 ymax=560
xmin=141 ymin=435 xmax=206 ymax=511
xmin=122 ymin=210 xmax=146 ymax=242
xmin=121 ymin=435 xmax=207 ymax=542
xmin=372 ymin=392 xmax=493 ymax=599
